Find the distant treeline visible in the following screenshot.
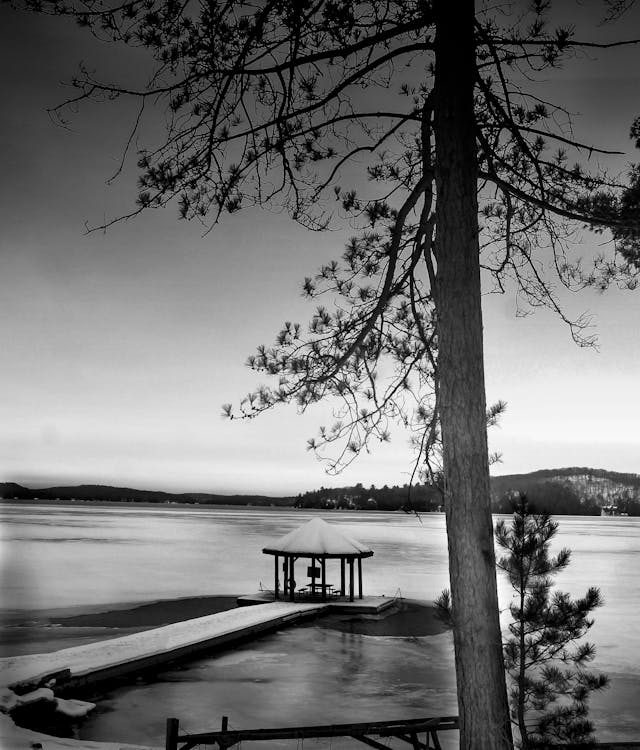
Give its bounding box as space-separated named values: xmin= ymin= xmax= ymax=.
xmin=0 ymin=481 xmax=442 ymax=512
xmin=292 ymin=482 xmax=442 ymax=512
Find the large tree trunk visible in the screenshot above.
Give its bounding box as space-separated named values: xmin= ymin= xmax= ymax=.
xmin=433 ymin=1 xmax=512 ymax=748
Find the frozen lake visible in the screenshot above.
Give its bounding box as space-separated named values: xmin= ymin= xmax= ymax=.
xmin=1 ymin=504 xmax=639 ymax=745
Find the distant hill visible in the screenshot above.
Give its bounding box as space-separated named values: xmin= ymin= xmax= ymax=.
xmin=0 ymin=482 xmax=294 ymax=507
xmin=491 ymin=467 xmax=640 ymax=505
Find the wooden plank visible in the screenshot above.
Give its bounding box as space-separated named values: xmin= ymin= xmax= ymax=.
xmin=379 ymin=717 xmax=459 ymax=735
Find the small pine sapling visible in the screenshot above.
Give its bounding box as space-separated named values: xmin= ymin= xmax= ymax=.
xmin=495 ymin=496 xmax=609 ymax=748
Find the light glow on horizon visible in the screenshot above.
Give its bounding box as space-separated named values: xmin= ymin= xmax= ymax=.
xmin=2 ymin=4 xmax=640 ymax=496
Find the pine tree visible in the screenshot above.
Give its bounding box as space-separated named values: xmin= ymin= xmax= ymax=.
xmin=495 ymin=497 xmax=609 ymax=748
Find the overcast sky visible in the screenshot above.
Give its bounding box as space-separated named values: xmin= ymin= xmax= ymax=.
xmin=1 ymin=3 xmax=640 ymax=495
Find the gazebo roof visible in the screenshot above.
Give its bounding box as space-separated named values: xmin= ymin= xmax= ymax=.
xmin=262 ymin=517 xmax=373 ymax=558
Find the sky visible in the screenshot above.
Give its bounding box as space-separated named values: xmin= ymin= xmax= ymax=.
xmin=1 ymin=3 xmax=640 ymax=496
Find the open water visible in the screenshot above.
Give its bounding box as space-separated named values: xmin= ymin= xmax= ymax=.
xmin=1 ymin=504 xmax=639 ymax=745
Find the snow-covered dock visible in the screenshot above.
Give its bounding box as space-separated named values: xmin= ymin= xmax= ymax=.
xmin=1 ymin=601 xmax=327 ymax=696
xmin=0 ymin=601 xmax=334 ymax=750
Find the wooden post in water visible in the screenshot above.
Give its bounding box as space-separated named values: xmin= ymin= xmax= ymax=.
xmin=358 ymin=558 xmax=363 ymax=599
xmin=340 ymin=558 xmax=345 ymax=596
xmin=165 ymin=718 xmax=179 ymax=750
xmin=321 ymin=557 xmax=326 ymax=602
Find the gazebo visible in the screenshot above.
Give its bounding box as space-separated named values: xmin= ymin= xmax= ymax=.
xmin=262 ymin=517 xmax=374 ymax=602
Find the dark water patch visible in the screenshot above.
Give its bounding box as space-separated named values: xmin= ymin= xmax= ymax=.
xmin=0 ymin=596 xmax=240 ymax=657
xmin=312 ymin=599 xmax=448 ymax=637
xmin=0 ymin=625 xmax=146 ymax=658
xmin=0 ymin=600 xmax=148 ymax=627
xmin=53 ymin=595 xmax=239 ymax=628
xmin=1 ymin=595 xmax=239 ymax=629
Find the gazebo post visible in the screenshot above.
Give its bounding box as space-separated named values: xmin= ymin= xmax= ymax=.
xmin=340 ymin=558 xmax=345 ymax=596
xmin=274 ymin=554 xmax=279 ymax=600
xmin=289 ymin=556 xmax=296 ymax=601
xmin=311 ymin=557 xmax=316 ymax=597
xmin=358 ymin=557 xmax=363 ymax=599
xmin=349 ymin=559 xmax=354 ymax=602
xmin=283 ymin=557 xmax=288 ymax=598
xmin=321 ymin=557 xmax=327 ymax=602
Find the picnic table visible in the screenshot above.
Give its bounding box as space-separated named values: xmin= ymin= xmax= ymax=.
xmin=297 ymin=583 xmax=340 ymax=600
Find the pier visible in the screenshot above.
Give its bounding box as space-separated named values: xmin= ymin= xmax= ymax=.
xmin=0 ymin=595 xmax=394 ymax=750
xmin=1 ymin=595 xmax=395 ymax=697
xmin=1 ymin=600 xmax=330 ymax=695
